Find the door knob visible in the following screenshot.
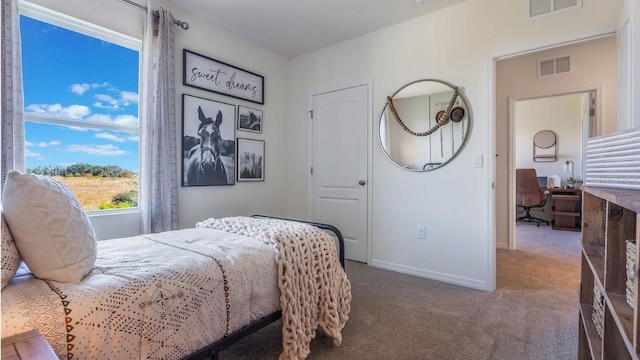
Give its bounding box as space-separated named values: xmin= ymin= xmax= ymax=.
xmin=358 ymin=180 xmax=366 ymax=186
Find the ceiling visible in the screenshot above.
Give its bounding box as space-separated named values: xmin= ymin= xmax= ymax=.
xmin=170 ymin=0 xmax=467 ymax=58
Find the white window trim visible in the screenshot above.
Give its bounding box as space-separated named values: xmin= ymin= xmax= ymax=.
xmin=19 ymin=0 xmax=141 ymax=51
xmin=87 ymin=207 xmax=140 ymax=217
xmin=24 ymin=113 xmax=139 ymax=133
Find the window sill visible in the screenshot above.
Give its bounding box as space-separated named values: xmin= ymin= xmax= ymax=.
xmin=86 ymin=207 xmax=140 ymax=218
xmin=86 ymin=208 xmax=141 ymax=240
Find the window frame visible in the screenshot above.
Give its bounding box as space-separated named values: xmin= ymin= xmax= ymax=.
xmin=19 ymin=1 xmax=142 ymax=216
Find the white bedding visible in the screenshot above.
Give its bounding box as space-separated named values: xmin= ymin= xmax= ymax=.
xmin=1 ymin=227 xmax=279 ymax=360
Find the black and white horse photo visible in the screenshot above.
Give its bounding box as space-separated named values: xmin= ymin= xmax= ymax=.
xmin=237 ymin=105 xmax=262 ymax=133
xmin=182 ymin=95 xmax=235 ymax=186
xmin=237 ymin=138 xmax=265 ymax=182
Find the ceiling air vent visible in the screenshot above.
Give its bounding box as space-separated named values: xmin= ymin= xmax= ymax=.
xmin=538 ymin=56 xmax=572 ymax=77
xmin=526 ymin=0 xmax=581 ymax=19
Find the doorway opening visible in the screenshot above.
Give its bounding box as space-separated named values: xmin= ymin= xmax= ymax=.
xmin=512 ymin=91 xmax=593 ymax=246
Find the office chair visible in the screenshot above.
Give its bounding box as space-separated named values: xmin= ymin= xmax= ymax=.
xmin=516 ymin=168 xmax=550 ymax=227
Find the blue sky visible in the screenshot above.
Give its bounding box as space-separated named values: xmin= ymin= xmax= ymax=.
xmin=21 ymin=16 xmax=139 ymax=171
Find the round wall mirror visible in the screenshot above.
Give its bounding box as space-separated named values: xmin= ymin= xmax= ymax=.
xmin=533 ymin=130 xmax=556 ymax=148
xmin=379 ymin=79 xmax=470 ymax=171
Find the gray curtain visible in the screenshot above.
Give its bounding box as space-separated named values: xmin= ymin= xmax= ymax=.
xmin=140 ymin=4 xmax=178 ymax=233
xmin=1 ymin=0 xmax=25 ymax=194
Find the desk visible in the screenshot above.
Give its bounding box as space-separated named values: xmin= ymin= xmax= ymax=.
xmin=549 ymin=188 xmax=582 ymax=231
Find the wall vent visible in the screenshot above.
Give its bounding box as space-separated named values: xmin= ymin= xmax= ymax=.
xmin=554 ymin=56 xmax=571 ymax=73
xmin=526 ymin=0 xmax=581 ymax=19
xmin=538 ymin=56 xmax=572 ymax=77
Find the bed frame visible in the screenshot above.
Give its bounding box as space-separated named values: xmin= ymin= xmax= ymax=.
xmin=185 ymin=215 xmax=346 ymax=360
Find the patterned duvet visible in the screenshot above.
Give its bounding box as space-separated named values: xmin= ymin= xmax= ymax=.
xmin=1 ymin=228 xmax=279 ymax=360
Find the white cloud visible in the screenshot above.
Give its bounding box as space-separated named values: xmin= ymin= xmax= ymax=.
xmin=66 ymin=144 xmax=127 ymax=156
xmin=60 ymin=105 xmax=91 ymax=119
xmin=94 ymin=94 xmax=120 ymax=110
xmin=120 ymin=91 xmax=139 ymax=105
xmin=71 ymin=83 xmax=91 ymax=95
xmin=127 ymin=135 xmax=139 ymax=142
xmin=26 ymin=103 xmax=91 ymax=119
xmin=25 ymin=140 xmax=61 ymax=148
xmin=95 ymin=132 xmax=125 ymax=142
xmin=71 ymin=82 xmax=110 ymax=95
xmin=25 ymin=148 xmax=40 ymax=157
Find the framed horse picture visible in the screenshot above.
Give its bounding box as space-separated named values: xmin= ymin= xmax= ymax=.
xmin=237 ymin=105 xmax=262 ymax=133
xmin=237 ymin=138 xmax=265 ymax=182
xmin=182 ymin=94 xmax=236 ymax=186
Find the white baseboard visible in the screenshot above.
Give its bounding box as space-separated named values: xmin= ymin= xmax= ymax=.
xmin=496 ymin=242 xmax=509 ymax=250
xmin=370 ymin=259 xmax=489 ymax=291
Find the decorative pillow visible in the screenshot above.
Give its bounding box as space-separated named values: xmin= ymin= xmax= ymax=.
xmin=1 ymin=211 xmax=20 ymax=289
xmin=2 ymin=171 xmax=97 ymax=283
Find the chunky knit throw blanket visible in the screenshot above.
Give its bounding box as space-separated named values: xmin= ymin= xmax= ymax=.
xmin=196 ymin=216 xmax=352 ymax=360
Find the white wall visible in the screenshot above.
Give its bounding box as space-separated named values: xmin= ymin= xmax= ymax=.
xmin=287 ymin=0 xmax=623 ymax=290
xmin=515 ymin=94 xmax=584 ymax=186
xmin=25 ymin=0 xmax=292 ymax=238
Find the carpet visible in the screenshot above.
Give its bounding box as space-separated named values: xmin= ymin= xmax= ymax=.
xmin=222 ymin=222 xmax=581 ymax=359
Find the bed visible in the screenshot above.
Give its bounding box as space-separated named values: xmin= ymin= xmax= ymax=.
xmin=1 ymin=214 xmax=349 ymax=360
xmin=2 ymin=216 xmax=344 ymax=360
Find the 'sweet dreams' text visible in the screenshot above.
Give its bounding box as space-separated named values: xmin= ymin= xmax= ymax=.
xmin=191 ymin=67 xmax=259 ymax=98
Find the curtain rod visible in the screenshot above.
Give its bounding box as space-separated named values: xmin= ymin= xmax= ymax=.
xmin=119 ymin=0 xmax=189 ymax=30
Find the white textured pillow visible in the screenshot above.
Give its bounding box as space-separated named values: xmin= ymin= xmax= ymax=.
xmin=2 ymin=171 xmax=97 ymax=283
xmin=1 ymin=212 xmax=20 ymax=289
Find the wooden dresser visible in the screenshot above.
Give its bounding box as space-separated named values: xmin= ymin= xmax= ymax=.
xmin=578 ymin=186 xmax=640 ymax=359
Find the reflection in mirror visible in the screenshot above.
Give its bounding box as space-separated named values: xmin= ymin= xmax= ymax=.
xmin=379 ymin=79 xmax=470 ymax=171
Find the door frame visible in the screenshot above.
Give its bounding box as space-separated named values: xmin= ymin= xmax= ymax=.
xmin=307 ymin=80 xmax=374 ymax=264
xmin=487 ymin=31 xmax=615 ymax=291
xmin=507 ymin=89 xmax=599 ymax=250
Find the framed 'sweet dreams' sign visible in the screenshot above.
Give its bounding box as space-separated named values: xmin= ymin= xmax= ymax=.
xmin=183 ymin=49 xmax=264 ymax=105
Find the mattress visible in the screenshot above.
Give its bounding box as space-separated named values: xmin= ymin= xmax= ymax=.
xmin=1 ymin=227 xmax=279 ymax=360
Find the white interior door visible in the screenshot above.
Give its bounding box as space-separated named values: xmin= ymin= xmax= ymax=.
xmin=311 ymin=85 xmax=368 ymax=263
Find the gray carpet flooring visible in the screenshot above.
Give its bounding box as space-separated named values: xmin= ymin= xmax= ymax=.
xmin=222 ymin=223 xmax=581 ymax=359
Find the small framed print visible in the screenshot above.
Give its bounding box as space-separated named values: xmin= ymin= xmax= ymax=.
xmin=237 ymin=105 xmax=263 ymax=133
xmin=237 ymin=138 xmax=264 ymax=182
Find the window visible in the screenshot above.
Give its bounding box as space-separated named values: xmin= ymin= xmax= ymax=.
xmin=20 ymin=3 xmax=141 ymax=212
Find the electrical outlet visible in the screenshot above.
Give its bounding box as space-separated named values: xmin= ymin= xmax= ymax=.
xmin=417 ymin=226 xmax=426 ymax=239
